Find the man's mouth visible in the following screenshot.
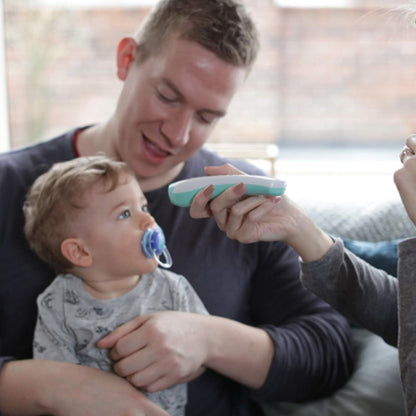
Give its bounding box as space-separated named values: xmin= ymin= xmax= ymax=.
xmin=143 ymin=135 xmax=171 ymax=159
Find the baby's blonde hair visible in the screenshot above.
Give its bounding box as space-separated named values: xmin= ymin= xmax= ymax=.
xmin=24 ymin=155 xmax=134 ymax=273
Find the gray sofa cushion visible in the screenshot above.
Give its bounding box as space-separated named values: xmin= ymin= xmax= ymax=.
xmin=302 ymin=199 xmax=415 ymax=242
xmin=260 ymin=328 xmax=405 ymax=416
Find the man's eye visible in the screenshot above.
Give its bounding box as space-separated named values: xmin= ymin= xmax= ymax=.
xmin=141 ymin=204 xmax=149 ymax=213
xmin=157 ymin=90 xmax=176 ymax=103
xmin=119 ymin=209 xmax=131 ymax=219
xmin=198 ymin=113 xmax=216 ymax=125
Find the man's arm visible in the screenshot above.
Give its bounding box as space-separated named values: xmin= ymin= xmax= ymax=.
xmin=98 ymin=311 xmax=274 ymax=392
xmin=99 ymin=242 xmax=353 ymax=402
xmin=0 ymin=359 xmax=169 ymax=415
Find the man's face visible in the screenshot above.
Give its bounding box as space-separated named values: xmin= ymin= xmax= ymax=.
xmin=112 ymin=35 xmax=247 ymax=189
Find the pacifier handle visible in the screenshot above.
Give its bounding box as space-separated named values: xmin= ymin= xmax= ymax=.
xmin=141 ymin=227 xmax=173 ymax=268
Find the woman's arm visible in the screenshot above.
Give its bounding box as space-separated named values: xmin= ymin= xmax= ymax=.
xmin=190 ymin=164 xmax=399 ymax=345
xmin=190 ymin=164 xmax=334 ymax=262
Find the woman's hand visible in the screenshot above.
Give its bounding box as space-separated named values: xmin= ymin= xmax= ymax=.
xmin=98 ymin=311 xmax=208 ymax=392
xmin=189 ymin=164 xmax=333 ymax=261
xmin=190 ymin=164 xmax=286 ymax=241
xmin=395 ymin=134 xmax=416 ymax=226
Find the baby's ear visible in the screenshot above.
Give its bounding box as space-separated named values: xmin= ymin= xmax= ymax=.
xmin=61 ymin=238 xmax=93 ymax=268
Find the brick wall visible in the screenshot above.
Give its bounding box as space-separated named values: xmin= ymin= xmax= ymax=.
xmin=276 ymin=5 xmax=416 ymax=145
xmin=4 ymin=0 xmax=416 ymax=148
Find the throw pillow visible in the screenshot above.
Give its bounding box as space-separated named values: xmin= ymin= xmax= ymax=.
xmin=343 ymin=239 xmax=402 ymax=277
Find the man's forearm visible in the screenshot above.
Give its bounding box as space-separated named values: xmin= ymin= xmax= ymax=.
xmin=203 ymin=315 xmax=274 ymax=389
xmin=0 ymin=360 xmax=51 ymax=415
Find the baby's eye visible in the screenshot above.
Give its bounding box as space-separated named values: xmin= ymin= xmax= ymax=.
xmin=119 ymin=209 xmax=131 ymax=220
xmin=141 ymin=204 xmax=150 ymax=213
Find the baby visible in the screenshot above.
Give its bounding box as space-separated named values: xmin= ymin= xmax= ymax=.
xmin=24 ymin=155 xmax=208 ymax=416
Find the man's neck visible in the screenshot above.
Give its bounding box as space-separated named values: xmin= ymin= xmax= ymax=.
xmin=76 ymin=124 xmax=113 ymax=157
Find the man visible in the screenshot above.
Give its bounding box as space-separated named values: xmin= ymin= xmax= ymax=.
xmin=0 ymin=1 xmax=352 ymax=414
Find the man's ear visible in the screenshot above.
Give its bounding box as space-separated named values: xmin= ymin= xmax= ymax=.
xmin=61 ymin=238 xmax=93 ymax=268
xmin=116 ymin=37 xmax=137 ymax=81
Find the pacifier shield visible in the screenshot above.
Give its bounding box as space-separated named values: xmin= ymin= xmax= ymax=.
xmin=141 ymin=227 xmax=173 ymax=268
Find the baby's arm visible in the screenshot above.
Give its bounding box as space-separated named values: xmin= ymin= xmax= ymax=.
xmin=34 ymin=289 xmax=79 ymax=364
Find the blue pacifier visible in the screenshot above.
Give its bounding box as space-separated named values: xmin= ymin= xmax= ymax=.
xmin=141 ymin=226 xmax=173 ymax=268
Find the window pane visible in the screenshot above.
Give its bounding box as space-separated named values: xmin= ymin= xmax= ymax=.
xmin=4 ymin=0 xmax=416 ymax=149
xmin=0 ymin=0 xmax=10 ymax=151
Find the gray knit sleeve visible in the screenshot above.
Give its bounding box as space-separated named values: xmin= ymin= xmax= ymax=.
xmin=301 ymin=238 xmax=398 ymax=346
xmin=397 ymin=238 xmax=416 ymax=416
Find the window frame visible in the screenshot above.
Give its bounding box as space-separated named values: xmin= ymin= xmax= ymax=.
xmin=273 ymin=0 xmax=352 ymax=7
xmin=32 ymin=0 xmax=158 ymax=8
xmin=0 ymin=0 xmax=10 ymax=152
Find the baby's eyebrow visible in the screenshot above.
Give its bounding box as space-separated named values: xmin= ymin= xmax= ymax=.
xmin=110 ymin=200 xmax=128 ymax=215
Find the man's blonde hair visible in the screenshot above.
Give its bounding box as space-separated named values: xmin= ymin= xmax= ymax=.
xmin=24 ymin=156 xmax=134 ymax=273
xmin=134 ymin=0 xmax=259 ymax=70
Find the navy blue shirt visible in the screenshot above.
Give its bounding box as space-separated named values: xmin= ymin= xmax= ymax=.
xmin=0 ymin=129 xmax=353 ymax=415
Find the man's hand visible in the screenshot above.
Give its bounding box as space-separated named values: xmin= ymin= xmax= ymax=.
xmin=0 ymin=359 xmax=169 ymax=416
xmin=98 ymin=311 xmax=208 ymax=392
xmin=99 ymin=311 xmax=275 ymax=391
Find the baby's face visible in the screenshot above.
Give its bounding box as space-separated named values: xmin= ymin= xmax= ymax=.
xmin=75 ymin=176 xmax=159 ymax=278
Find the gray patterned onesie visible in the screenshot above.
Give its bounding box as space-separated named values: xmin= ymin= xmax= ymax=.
xmin=33 ymin=268 xmax=209 ymax=416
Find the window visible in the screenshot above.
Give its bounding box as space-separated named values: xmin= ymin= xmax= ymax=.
xmin=33 ymin=0 xmax=158 ymax=7
xmin=274 ymin=0 xmax=398 ymax=8
xmin=0 ymin=0 xmax=9 ymax=151
xmin=3 ymin=0 xmax=416 ymax=155
xmin=274 ymin=0 xmax=352 ymax=8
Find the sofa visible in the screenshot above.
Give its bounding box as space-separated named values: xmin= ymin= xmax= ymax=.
xmin=261 ymin=188 xmax=415 ymax=415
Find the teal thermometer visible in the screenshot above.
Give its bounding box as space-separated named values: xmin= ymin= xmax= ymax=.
xmin=168 ymin=175 xmax=287 ymax=207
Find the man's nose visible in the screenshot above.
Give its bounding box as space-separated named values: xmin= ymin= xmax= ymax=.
xmin=161 ymin=108 xmax=193 ymax=146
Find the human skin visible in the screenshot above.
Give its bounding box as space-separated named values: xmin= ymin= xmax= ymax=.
xmin=395 ymin=134 xmax=416 ymax=227
xmin=77 ymin=35 xmax=247 ymax=192
xmin=62 ymin=177 xmax=159 ymax=300
xmin=0 ymin=359 xmax=169 ymax=416
xmin=190 ymin=163 xmax=334 ymax=263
